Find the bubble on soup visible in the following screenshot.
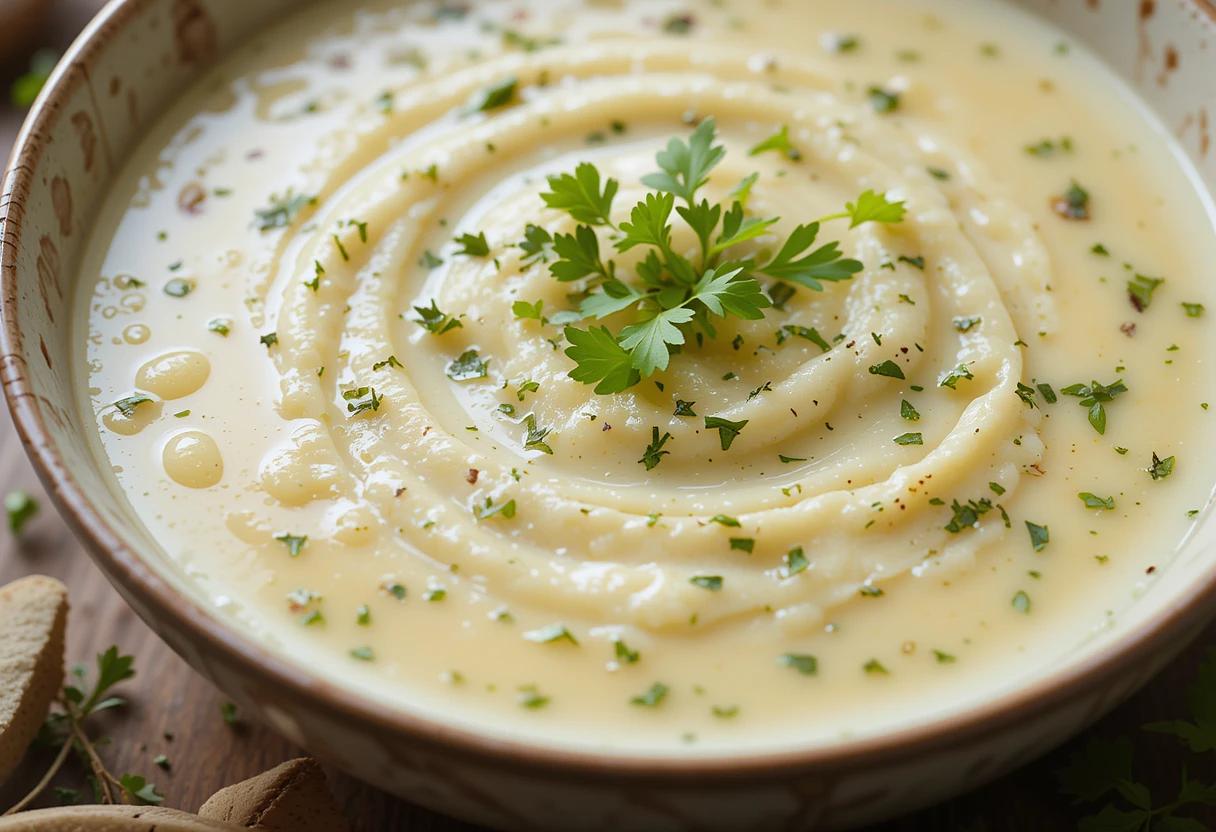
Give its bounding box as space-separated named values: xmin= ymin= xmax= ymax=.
xmin=163 ymin=430 xmax=224 ymax=488
xmin=136 ymin=349 xmax=211 ymax=399
xmin=123 ymin=324 xmax=150 ymax=345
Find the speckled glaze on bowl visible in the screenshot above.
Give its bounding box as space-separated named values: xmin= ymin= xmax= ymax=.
xmin=2 ymin=1 xmax=1215 ymax=829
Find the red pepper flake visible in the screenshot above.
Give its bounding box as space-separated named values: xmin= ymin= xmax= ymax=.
xmin=466 ymin=468 xmax=479 ymax=484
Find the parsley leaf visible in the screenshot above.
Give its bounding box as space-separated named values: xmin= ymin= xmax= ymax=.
xmin=640 ymin=117 xmax=725 ymax=205
xmin=541 ymin=162 xmax=618 ymax=226
xmin=519 ymin=224 xmax=554 ymax=262
xmin=758 ymin=223 xmax=863 ymax=291
xmin=618 ymin=306 xmax=695 ymax=375
xmin=840 ymin=189 xmax=907 ymax=228
xmin=550 ymin=225 xmax=611 ymax=282
xmin=563 ymin=326 xmax=640 ymax=394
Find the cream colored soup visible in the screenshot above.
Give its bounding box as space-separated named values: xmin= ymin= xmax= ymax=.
xmin=78 ymin=0 xmax=1216 ymax=752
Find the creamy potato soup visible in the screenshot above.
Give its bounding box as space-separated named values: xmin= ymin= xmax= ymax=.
xmin=78 ymin=0 xmax=1216 ymax=752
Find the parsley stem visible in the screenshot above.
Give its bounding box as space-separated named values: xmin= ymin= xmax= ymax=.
xmin=816 ymin=210 xmax=851 ymax=224
xmin=1 ymin=735 xmax=72 ymax=815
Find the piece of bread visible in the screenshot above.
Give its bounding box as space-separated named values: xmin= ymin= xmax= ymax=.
xmin=0 ymin=575 xmax=68 ymax=785
xmin=0 ymin=805 xmax=244 ymax=831
xmin=197 ymin=758 xmax=349 ymax=832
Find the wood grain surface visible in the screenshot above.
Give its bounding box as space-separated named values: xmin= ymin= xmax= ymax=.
xmin=0 ymin=3 xmax=1213 ymax=830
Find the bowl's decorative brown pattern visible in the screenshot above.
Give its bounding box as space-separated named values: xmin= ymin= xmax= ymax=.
xmin=1 ymin=2 xmax=1215 ymax=829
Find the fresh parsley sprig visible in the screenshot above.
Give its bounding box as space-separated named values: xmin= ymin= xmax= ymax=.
xmin=526 ymin=118 xmax=904 ymax=394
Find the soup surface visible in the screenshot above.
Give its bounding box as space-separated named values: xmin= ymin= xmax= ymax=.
xmin=77 ymin=0 xmax=1216 ymax=752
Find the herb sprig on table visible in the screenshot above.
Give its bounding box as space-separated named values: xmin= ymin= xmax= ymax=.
xmin=524 ymin=118 xmax=905 ymax=393
xmin=4 ymin=646 xmax=164 ymax=815
xmin=1056 ymin=646 xmax=1216 ymax=831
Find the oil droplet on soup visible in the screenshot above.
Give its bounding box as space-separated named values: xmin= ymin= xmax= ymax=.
xmin=122 ymin=324 xmax=150 ymax=345
xmin=135 ymin=349 xmax=210 ymax=400
xmin=162 ymin=430 xmax=223 ymax=488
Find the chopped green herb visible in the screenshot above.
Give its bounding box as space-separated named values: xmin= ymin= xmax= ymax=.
xmin=1127 ymin=273 xmax=1164 ymax=312
xmin=1051 ymin=180 xmax=1090 ymax=220
xmin=255 ymin=191 xmax=315 ymax=231
xmin=475 ymin=497 xmax=517 ymax=521
xmin=863 ymin=659 xmax=889 ymax=675
xmin=1025 ymin=521 xmax=1050 ymax=552
xmin=784 ymin=546 xmax=809 ymax=576
xmin=413 ymin=299 xmax=462 ymax=335
xmin=639 ymin=426 xmax=673 ymax=470
xmin=869 ymin=360 xmax=905 ymax=380
xmin=630 ymin=682 xmax=669 ymax=707
xmin=748 ymin=125 xmax=801 ymax=161
xmin=893 ymin=432 xmax=923 ymax=446
xmin=1078 ymin=492 xmax=1115 ymax=510
xmin=938 ymin=363 xmax=974 ymax=390
xmin=275 ymin=533 xmax=307 ymax=557
xmin=1148 ymin=452 xmax=1176 ymax=481
xmin=466 ymin=76 xmax=518 ymax=113
xmin=454 ymin=231 xmax=490 ymax=257
xmin=1012 ymin=590 xmax=1032 ymax=614
xmin=867 ymin=86 xmax=900 ymax=113
xmin=689 ymin=575 xmax=723 ymax=591
xmin=523 ymin=623 xmax=579 ymax=645
xmin=521 ymin=413 xmax=554 ymax=454
xmin=779 ymin=653 xmax=818 ymax=675
xmin=705 ymin=416 xmax=748 ymax=451
xmin=446 ymin=349 xmax=488 ymax=381
xmin=518 ymin=685 xmax=550 ymax=709
xmin=614 ymin=639 xmax=640 ymax=664
xmin=5 ymin=490 xmax=38 ymax=534
xmin=342 ymin=386 xmax=382 ymax=416
xmin=1060 ymin=378 xmax=1127 ymax=435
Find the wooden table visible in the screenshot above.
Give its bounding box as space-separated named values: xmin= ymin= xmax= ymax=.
xmin=0 ymin=4 xmax=1213 ymax=830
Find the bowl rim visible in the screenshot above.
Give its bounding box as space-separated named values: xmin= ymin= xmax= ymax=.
xmin=4 ymin=0 xmax=1216 ymax=784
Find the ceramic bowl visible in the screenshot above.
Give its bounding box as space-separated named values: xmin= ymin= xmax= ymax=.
xmin=2 ymin=1 xmax=1215 ymax=829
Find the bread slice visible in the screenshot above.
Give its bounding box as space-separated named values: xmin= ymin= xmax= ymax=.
xmin=0 ymin=575 xmax=68 ymax=785
xmin=0 ymin=805 xmax=244 ymax=831
xmin=197 ymin=757 xmax=349 ymax=831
